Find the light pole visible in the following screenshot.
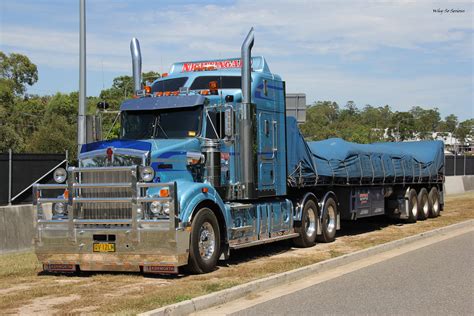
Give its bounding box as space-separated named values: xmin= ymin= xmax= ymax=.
xmin=78 ymin=0 xmax=87 ymax=157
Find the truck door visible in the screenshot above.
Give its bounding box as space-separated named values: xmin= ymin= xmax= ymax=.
xmin=257 ymin=111 xmax=276 ymax=194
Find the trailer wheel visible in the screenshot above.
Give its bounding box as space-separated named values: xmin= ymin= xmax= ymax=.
xmin=317 ymin=197 xmax=337 ymax=243
xmin=429 ymin=187 xmax=441 ymax=218
xmin=186 ymin=208 xmax=220 ymax=274
xmin=406 ymin=189 xmax=418 ymax=223
xmin=293 ymin=199 xmax=318 ymax=248
xmin=417 ymin=188 xmax=429 ymax=220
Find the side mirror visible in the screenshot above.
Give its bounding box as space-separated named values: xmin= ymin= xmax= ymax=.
xmin=97 ymin=101 xmax=109 ymax=110
xmin=224 ymin=106 xmax=234 ymax=140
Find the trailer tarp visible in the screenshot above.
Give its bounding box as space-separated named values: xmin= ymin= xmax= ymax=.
xmin=286 ymin=117 xmax=444 ymax=186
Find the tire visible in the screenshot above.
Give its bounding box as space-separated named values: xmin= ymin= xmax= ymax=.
xmin=317 ymin=197 xmax=337 ymax=243
xmin=429 ymin=187 xmax=441 ymax=218
xmin=186 ymin=208 xmax=220 ymax=274
xmin=293 ymin=199 xmax=318 ymax=248
xmin=417 ymin=188 xmax=429 ymax=220
xmin=406 ymin=188 xmax=418 ymax=223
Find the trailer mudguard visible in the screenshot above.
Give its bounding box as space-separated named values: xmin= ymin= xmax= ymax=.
xmin=319 ymin=191 xmax=340 ymax=230
xmin=294 ymin=192 xmax=319 ymax=222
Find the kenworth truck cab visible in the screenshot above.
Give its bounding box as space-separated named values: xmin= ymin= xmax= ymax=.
xmin=34 ymin=29 xmax=298 ymax=274
xmin=34 ymin=29 xmax=444 ymax=274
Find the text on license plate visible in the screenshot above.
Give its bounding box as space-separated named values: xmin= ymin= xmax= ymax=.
xmin=93 ymin=243 xmax=115 ymax=252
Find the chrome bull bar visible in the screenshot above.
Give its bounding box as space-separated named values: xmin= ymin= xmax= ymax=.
xmin=33 ymin=165 xmax=178 ymax=241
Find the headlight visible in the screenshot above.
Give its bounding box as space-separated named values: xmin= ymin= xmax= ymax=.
xmin=162 ymin=202 xmax=170 ymax=216
xmin=140 ymin=166 xmax=155 ymax=182
xmin=53 ymin=168 xmax=67 ymax=183
xmin=53 ymin=202 xmax=66 ymax=215
xmin=150 ymin=201 xmax=162 ymax=215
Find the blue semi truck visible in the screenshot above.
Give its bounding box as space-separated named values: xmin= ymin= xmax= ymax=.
xmin=34 ymin=29 xmax=444 ymax=274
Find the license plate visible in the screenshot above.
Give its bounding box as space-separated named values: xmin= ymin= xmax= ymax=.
xmin=93 ymin=243 xmax=115 ymax=252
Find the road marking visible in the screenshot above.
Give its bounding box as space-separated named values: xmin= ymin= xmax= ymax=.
xmin=193 ymin=226 xmax=473 ymax=315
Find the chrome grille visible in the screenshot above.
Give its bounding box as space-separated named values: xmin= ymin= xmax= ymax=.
xmin=74 ymin=170 xmax=133 ymax=219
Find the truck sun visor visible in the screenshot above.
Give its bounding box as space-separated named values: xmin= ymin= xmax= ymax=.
xmin=120 ymin=94 xmax=206 ymax=111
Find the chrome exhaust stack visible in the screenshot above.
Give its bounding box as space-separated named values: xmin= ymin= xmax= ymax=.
xmin=239 ymin=27 xmax=256 ymax=199
xmin=130 ymin=38 xmax=142 ymax=94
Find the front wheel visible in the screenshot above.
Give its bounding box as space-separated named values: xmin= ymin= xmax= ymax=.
xmin=293 ymin=199 xmax=318 ymax=248
xmin=317 ymin=197 xmax=337 ymax=243
xmin=186 ymin=208 xmax=220 ymax=274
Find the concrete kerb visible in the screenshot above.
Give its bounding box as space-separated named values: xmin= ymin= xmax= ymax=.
xmin=140 ymin=219 xmax=473 ymax=316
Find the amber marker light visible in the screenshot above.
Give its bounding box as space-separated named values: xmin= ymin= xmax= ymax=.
xmin=159 ymin=188 xmax=169 ymax=197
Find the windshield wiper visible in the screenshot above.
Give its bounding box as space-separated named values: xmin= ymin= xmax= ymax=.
xmin=153 ymin=115 xmax=169 ymax=139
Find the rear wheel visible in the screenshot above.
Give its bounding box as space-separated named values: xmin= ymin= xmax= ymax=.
xmin=293 ymin=199 xmax=318 ymax=248
xmin=406 ymin=188 xmax=418 ymax=223
xmin=429 ymin=187 xmax=441 ymax=218
xmin=417 ymin=188 xmax=429 ymax=220
xmin=317 ymin=197 xmax=337 ymax=243
xmin=186 ymin=208 xmax=220 ymax=274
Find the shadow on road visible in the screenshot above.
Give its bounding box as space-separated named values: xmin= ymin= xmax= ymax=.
xmin=221 ymin=215 xmax=408 ymax=267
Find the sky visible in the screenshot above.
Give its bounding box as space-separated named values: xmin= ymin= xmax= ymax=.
xmin=0 ymin=0 xmax=472 ymax=120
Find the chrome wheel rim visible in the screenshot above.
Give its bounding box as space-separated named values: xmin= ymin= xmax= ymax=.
xmin=198 ymin=222 xmax=215 ymax=260
xmin=433 ymin=197 xmax=439 ymax=214
xmin=305 ymin=207 xmax=316 ymax=237
xmin=411 ymin=196 xmax=418 ymax=218
xmin=422 ymin=196 xmax=429 ymax=217
xmin=326 ymin=205 xmax=336 ymax=233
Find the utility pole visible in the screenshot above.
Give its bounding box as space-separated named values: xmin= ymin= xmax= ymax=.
xmin=78 ymin=0 xmax=87 ymax=157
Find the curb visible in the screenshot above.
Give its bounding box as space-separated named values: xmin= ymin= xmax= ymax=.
xmin=140 ymin=219 xmax=473 ymax=316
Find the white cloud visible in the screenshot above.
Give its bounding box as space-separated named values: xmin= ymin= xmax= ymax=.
xmin=0 ymin=0 xmax=472 ymax=118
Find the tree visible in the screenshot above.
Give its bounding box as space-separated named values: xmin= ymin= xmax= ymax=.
xmin=410 ymin=106 xmax=440 ymax=139
xmin=0 ymin=51 xmax=39 ymax=152
xmin=444 ymin=114 xmax=458 ymax=133
xmin=391 ymin=111 xmax=415 ymax=141
xmin=455 ymin=119 xmax=474 ymax=144
xmin=300 ymin=101 xmax=339 ymax=140
xmin=0 ymin=123 xmax=24 ymax=152
xmin=27 ymin=116 xmax=76 ymax=158
xmin=0 ymin=51 xmax=38 ymax=95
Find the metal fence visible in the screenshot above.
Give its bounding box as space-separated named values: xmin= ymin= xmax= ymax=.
xmin=0 ymin=150 xmax=67 ymax=205
xmin=444 ymin=155 xmax=474 ymax=176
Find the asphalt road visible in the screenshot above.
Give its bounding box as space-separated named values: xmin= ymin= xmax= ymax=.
xmin=230 ymin=231 xmax=474 ymax=315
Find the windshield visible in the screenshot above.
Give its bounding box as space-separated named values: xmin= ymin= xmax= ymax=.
xmin=151 ymin=77 xmax=188 ymax=93
xmin=190 ymin=76 xmax=241 ymax=90
xmin=120 ymin=106 xmax=202 ymax=139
